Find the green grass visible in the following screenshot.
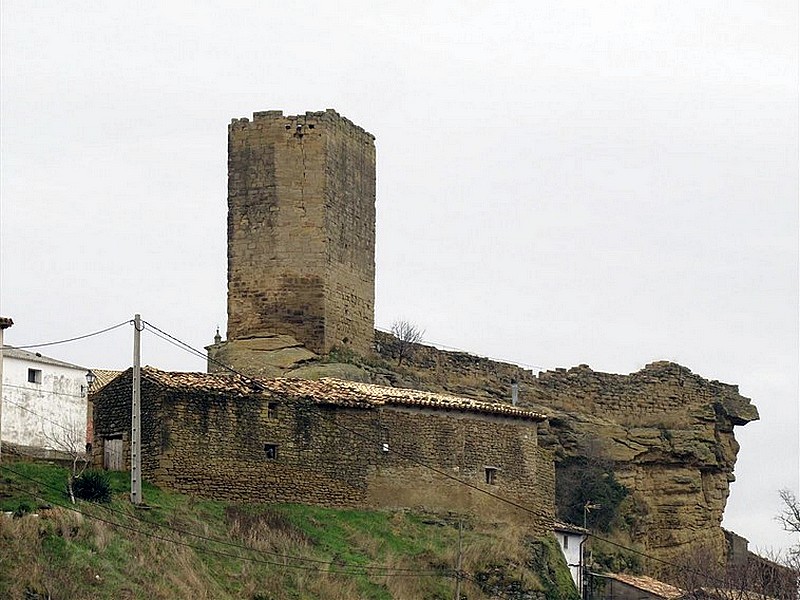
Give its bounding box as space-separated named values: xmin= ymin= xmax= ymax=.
xmin=0 ymin=460 xmax=576 ymax=600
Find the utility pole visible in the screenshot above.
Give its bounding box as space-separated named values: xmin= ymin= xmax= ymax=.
xmin=0 ymin=317 xmax=14 ymax=464
xmin=131 ymin=314 xmax=142 ymax=505
xmin=454 ymin=519 xmax=463 ymax=600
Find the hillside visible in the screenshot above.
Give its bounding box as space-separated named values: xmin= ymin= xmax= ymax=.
xmin=0 ymin=461 xmax=577 ymax=600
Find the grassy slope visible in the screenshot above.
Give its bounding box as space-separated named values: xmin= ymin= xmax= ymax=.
xmin=0 ymin=461 xmax=577 ymax=600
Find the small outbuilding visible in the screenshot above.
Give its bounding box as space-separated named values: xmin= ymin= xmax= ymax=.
xmin=92 ymin=368 xmax=555 ymax=532
xmin=595 ymin=572 xmax=683 ymax=600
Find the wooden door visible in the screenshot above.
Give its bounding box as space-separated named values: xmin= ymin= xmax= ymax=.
xmin=103 ymin=437 xmax=123 ymax=470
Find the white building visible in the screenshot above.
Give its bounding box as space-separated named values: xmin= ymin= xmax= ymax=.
xmin=554 ymin=521 xmax=588 ymax=595
xmin=1 ymin=347 xmax=92 ymax=455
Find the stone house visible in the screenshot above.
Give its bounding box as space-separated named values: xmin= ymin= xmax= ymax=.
xmin=92 ymin=367 xmax=555 ymax=532
xmin=1 ymin=347 xmax=92 ymax=456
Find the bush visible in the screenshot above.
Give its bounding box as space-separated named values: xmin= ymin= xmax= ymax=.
xmin=555 ymin=456 xmax=628 ymax=532
xmin=14 ymin=500 xmax=34 ymax=517
xmin=71 ymin=470 xmax=111 ymax=503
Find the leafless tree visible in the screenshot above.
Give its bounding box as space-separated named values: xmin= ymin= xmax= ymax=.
xmin=778 ymin=489 xmax=800 ymax=539
xmin=42 ymin=418 xmax=90 ymax=504
xmin=664 ymin=542 xmax=798 ymax=600
xmin=390 ymin=320 xmax=425 ymax=366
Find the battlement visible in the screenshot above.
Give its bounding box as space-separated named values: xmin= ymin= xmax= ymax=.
xmin=230 ymin=108 xmax=375 ymax=140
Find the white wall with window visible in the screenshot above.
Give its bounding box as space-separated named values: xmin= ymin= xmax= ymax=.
xmin=1 ymin=347 xmax=92 ymax=453
xmin=553 ymin=521 xmax=588 ymax=595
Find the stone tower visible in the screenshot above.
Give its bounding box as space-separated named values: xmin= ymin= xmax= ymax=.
xmin=226 ymin=109 xmax=376 ymax=355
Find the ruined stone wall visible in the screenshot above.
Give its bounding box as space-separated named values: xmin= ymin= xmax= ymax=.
xmin=226 ymin=109 xmax=375 ymax=355
xmin=530 ymin=362 xmax=754 ymax=427
xmin=91 ymin=376 xmax=553 ymax=534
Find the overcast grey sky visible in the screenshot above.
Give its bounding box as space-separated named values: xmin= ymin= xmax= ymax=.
xmin=1 ymin=1 xmax=797 ymax=555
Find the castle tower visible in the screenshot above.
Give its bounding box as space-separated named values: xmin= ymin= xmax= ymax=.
xmin=226 ymin=109 xmax=376 ymax=355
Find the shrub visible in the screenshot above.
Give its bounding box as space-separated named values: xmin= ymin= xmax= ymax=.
xmin=555 ymin=456 xmax=628 ymax=532
xmin=14 ymin=500 xmax=34 ymax=517
xmin=71 ymin=470 xmax=111 ymax=503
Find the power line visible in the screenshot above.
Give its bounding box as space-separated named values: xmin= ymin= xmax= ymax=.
xmin=120 ymin=321 xmax=734 ymax=585
xmin=0 ymin=467 xmax=451 ymax=579
xmin=2 ymin=382 xmax=87 ymax=399
xmin=2 ymin=467 xmax=440 ymax=574
xmin=1 ymin=397 xmax=85 ymax=437
xmin=4 ymin=320 xmax=131 ymax=350
xmin=140 ymin=321 xmax=547 ymax=517
xmin=375 ymin=325 xmax=548 ymax=372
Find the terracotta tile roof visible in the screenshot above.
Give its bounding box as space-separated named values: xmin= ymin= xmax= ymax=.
xmin=141 ymin=367 xmax=259 ymax=396
xmin=133 ymin=368 xmax=547 ymax=421
xmin=604 ymin=573 xmax=683 ymax=599
xmin=553 ymin=520 xmax=589 ymax=534
xmin=88 ymin=369 xmax=123 ymax=393
xmin=680 ymin=588 xmax=778 ymax=600
xmin=266 ymin=377 xmax=547 ymax=421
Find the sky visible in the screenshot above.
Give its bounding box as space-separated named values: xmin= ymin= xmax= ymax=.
xmin=1 ymin=1 xmax=797 ymax=556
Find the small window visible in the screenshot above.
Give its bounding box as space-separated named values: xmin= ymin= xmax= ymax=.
xmin=484 ymin=467 xmax=498 ymax=485
xmin=264 ymin=443 xmax=278 ymax=460
xmin=563 ymin=535 xmax=569 ymax=550
xmin=267 ymin=402 xmax=279 ymax=419
xmin=27 ymin=368 xmax=42 ymax=384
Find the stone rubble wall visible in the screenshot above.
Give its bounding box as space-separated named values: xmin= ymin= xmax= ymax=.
xmin=92 ymin=374 xmax=554 ymax=536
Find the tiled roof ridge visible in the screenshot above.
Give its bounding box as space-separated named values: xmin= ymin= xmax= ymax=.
xmin=274 ymin=377 xmax=547 ymax=420
xmin=124 ymin=369 xmax=547 ymax=420
xmin=139 ymin=366 xmax=256 ymax=395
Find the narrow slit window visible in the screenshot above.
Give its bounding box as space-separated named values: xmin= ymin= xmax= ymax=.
xmin=267 ymin=402 xmax=279 ymax=419
xmin=264 ymin=444 xmax=278 ymax=460
xmin=484 ymin=467 xmax=498 ymax=485
xmin=563 ymin=535 xmax=569 ymax=550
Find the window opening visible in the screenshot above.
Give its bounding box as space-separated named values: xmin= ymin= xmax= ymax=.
xmin=484 ymin=467 xmax=498 ymax=485
xmin=267 ymin=402 xmax=279 ymax=419
xmin=27 ymin=368 xmax=42 ymax=384
xmin=563 ymin=535 xmax=569 ymax=549
xmin=264 ymin=443 xmax=278 ymax=460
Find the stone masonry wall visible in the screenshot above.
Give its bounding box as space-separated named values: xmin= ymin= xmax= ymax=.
xmin=91 ymin=371 xmax=161 ymax=476
xmin=226 ymin=109 xmax=375 ymax=355
xmin=92 ymin=374 xmax=553 ymax=535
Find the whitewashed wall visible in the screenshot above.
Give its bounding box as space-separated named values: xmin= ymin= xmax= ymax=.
xmin=1 ymin=352 xmax=89 ymax=451
xmin=555 ymin=529 xmax=585 ymax=593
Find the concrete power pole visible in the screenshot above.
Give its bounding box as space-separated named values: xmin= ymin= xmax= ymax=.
xmin=0 ymin=317 xmax=14 ymax=464
xmin=454 ymin=519 xmax=463 ymax=600
xmin=131 ymin=314 xmax=142 ymax=504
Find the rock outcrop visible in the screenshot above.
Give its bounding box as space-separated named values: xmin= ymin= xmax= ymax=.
xmin=206 ymin=330 xmax=759 ymax=564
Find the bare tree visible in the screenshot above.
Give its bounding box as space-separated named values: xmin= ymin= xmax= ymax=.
xmin=42 ymin=418 xmax=90 ymax=504
xmin=664 ymin=542 xmax=799 ymax=600
xmin=778 ymin=489 xmax=800 ymax=538
xmin=390 ymin=320 xmax=424 ymax=366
